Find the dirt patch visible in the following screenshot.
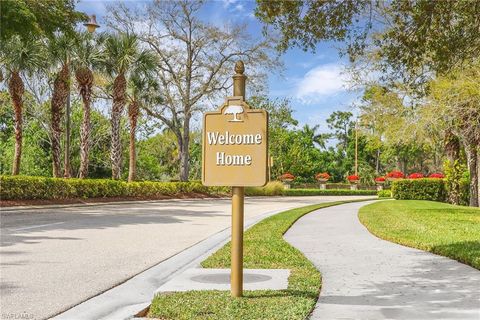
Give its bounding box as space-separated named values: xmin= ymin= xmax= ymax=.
xmin=0 ymin=192 xmax=228 ymax=208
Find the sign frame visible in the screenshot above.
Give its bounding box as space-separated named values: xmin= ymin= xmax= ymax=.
xmin=202 ymin=96 xmax=269 ymax=187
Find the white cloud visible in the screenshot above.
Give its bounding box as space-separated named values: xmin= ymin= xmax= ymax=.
xmin=235 ymin=3 xmax=245 ymax=11
xmin=294 ymin=63 xmax=348 ymax=103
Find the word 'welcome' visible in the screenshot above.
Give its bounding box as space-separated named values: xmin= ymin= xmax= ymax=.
xmin=206 ymin=131 xmax=263 ymax=166
xmin=207 ymin=131 xmax=262 ymax=145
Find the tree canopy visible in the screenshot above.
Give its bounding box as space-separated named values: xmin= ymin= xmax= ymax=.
xmin=0 ymin=0 xmax=86 ymax=42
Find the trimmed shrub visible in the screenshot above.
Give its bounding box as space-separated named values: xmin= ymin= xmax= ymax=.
xmin=0 ymin=175 xmax=376 ymax=201
xmin=245 ymin=181 xmax=284 ymax=196
xmin=391 ymin=178 xmax=446 ymax=202
xmin=0 ymin=175 xmax=229 ymax=200
xmin=377 ymin=190 xmax=392 ymax=198
xmin=283 ymin=189 xmax=377 ymax=196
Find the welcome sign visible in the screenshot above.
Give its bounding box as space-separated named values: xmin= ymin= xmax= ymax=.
xmin=202 ymin=96 xmax=268 ymax=186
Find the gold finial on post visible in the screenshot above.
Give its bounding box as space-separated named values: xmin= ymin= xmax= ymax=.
xmin=234 ymin=60 xmax=245 ymax=74
xmin=233 ymin=60 xmax=246 ymax=98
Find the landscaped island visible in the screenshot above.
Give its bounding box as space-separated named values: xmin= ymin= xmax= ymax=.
xmin=147 ymin=200 xmax=369 ymax=319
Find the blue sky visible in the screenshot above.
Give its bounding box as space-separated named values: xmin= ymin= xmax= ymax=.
xmin=76 ymin=0 xmax=359 ymax=134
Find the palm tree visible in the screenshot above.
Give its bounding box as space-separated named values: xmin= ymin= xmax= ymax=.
xmin=103 ymin=33 xmax=156 ymax=180
xmin=126 ymin=75 xmax=160 ymax=182
xmin=72 ymin=32 xmax=103 ymax=178
xmin=0 ymin=36 xmax=44 ymax=175
xmin=48 ymin=33 xmax=73 ymax=177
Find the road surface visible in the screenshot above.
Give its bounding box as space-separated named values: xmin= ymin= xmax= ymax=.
xmin=0 ymin=196 xmax=372 ymax=320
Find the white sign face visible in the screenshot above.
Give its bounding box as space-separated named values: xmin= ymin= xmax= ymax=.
xmin=202 ymin=96 xmax=268 ymax=187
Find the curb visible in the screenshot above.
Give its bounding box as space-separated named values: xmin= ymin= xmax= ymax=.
xmin=0 ymin=196 xmax=290 ymax=212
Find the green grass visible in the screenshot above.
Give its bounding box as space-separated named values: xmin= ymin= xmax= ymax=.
xmin=148 ymin=200 xmax=370 ymax=320
xmin=359 ymin=200 xmax=480 ymax=270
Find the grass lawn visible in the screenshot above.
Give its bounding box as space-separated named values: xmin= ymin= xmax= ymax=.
xmin=148 ymin=200 xmax=369 ymax=319
xmin=359 ymin=200 xmax=480 ymax=270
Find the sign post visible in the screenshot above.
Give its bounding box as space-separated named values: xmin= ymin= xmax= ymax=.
xmin=202 ymin=61 xmax=268 ymax=297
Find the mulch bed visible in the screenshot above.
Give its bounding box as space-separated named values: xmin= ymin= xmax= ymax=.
xmin=0 ymin=193 xmax=227 ymax=208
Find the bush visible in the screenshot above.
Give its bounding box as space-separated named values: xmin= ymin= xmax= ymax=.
xmin=0 ymin=175 xmax=378 ymax=201
xmin=283 ymin=189 xmax=377 ymax=196
xmin=0 ymin=175 xmax=230 ymax=200
xmin=391 ymin=178 xmax=446 ymax=202
xmin=459 ymin=179 xmax=470 ymax=206
xmin=245 ymin=181 xmax=284 ymax=196
xmin=378 ymin=190 xmax=392 ymax=198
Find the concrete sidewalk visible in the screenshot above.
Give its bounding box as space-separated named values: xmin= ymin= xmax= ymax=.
xmin=284 ymin=201 xmax=480 ymax=320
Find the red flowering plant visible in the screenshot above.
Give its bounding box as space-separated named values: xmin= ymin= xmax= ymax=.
xmin=315 ymin=172 xmax=330 ymax=181
xmin=375 ymin=177 xmax=386 ymax=184
xmin=429 ymin=173 xmax=445 ymax=179
xmin=347 ymin=175 xmax=360 ymax=183
xmin=279 ymin=172 xmax=295 ymax=182
xmin=408 ymin=173 xmax=424 ymax=179
xmin=386 ymin=171 xmax=404 ymax=181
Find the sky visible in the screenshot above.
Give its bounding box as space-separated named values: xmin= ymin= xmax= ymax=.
xmin=76 ymin=0 xmax=360 ymax=135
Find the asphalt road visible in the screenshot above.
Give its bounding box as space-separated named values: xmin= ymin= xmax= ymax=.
xmin=0 ymin=196 xmax=372 ymax=320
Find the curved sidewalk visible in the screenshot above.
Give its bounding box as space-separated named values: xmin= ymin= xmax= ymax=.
xmin=284 ymin=201 xmax=480 ymax=320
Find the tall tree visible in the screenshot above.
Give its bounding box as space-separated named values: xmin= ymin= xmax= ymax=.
xmin=0 ymin=0 xmax=86 ymax=42
xmin=108 ymin=0 xmax=278 ymax=181
xmin=48 ymin=33 xmax=73 ymax=177
xmin=326 ymin=111 xmax=354 ymax=154
xmin=72 ymin=32 xmax=103 ymax=178
xmin=126 ymin=75 xmax=159 ymax=182
xmin=429 ymin=64 xmax=480 ymax=206
xmin=0 ymin=36 xmax=44 ymax=175
xmin=103 ymin=33 xmax=156 ymax=180
xmin=257 ymin=0 xmax=480 ymax=205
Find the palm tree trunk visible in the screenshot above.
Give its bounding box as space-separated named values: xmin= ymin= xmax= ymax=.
xmin=76 ymin=67 xmax=94 ymax=179
xmin=51 ymin=64 xmax=69 ymax=177
xmin=8 ymin=71 xmax=25 ymax=175
xmin=128 ymin=100 xmax=139 ymax=182
xmin=111 ymin=73 xmax=126 ymax=180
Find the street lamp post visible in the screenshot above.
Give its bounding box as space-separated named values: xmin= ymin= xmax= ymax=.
xmin=355 ymin=120 xmax=358 ymax=176
xmin=64 ymin=15 xmax=99 ymax=178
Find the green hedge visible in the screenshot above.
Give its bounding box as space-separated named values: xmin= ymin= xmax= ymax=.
xmin=245 ymin=181 xmax=285 ymax=196
xmin=245 ymin=181 xmax=378 ymax=197
xmin=0 ymin=176 xmax=379 ymax=201
xmin=377 ymin=189 xmax=392 ymax=198
xmin=391 ymin=179 xmax=446 ymax=202
xmin=283 ymin=188 xmax=377 ymax=196
xmin=0 ymin=175 xmax=230 ymax=200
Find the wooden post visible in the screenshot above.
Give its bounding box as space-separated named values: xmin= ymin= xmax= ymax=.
xmin=231 ymin=61 xmax=246 ymax=297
